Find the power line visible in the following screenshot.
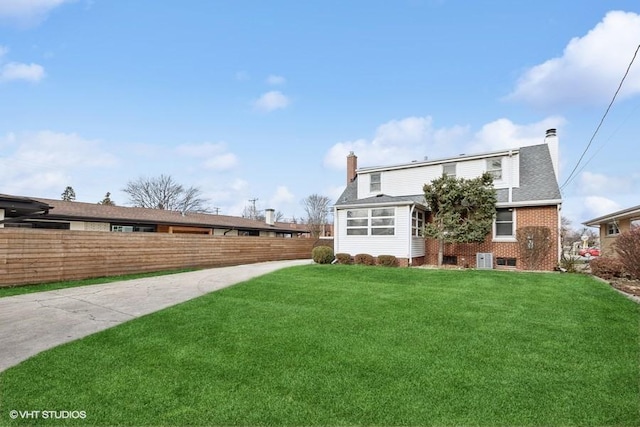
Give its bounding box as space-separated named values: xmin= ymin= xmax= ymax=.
xmin=560 ymin=44 xmax=640 ymax=191
xmin=569 ymin=102 xmax=640 ymax=180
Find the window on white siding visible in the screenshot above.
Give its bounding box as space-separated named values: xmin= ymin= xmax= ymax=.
xmin=412 ymin=209 xmax=424 ymax=236
xmin=607 ymin=222 xmax=620 ymax=236
xmin=346 ymin=208 xmax=395 ymax=236
xmin=443 ymin=163 xmax=456 ymax=178
xmin=371 ymin=208 xmax=395 ymax=235
xmin=370 ymin=173 xmax=381 ymax=192
xmin=495 ymin=208 xmax=514 ymax=238
xmin=487 ymin=158 xmax=502 ymax=180
xmin=346 ymin=209 xmax=368 ymax=235
xmin=112 ymin=225 xmax=134 ymax=232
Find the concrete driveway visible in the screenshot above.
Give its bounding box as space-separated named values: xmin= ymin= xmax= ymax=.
xmin=0 ymin=259 xmax=312 ymax=373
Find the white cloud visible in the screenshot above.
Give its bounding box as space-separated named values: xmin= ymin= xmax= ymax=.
xmin=203 ymin=153 xmax=238 ymax=171
xmin=324 ymin=115 xmax=565 ymax=178
xmin=467 ymin=116 xmax=566 ymax=153
xmin=231 ymin=179 xmax=249 ymax=192
xmin=0 ymin=0 xmax=75 ymax=27
xmin=0 ymin=61 xmax=45 ymax=82
xmin=508 ymin=10 xmax=640 ymax=107
xmin=253 ymin=90 xmax=290 ymax=112
xmin=0 ymin=45 xmax=46 ymax=83
xmin=268 ymin=186 xmax=294 ymax=208
xmin=0 ymin=130 xmax=118 ymax=197
xmin=175 ymin=142 xmax=238 ymax=171
xmin=266 ymin=74 xmax=286 ymax=85
xmin=324 ymin=116 xmax=465 ymax=170
xmin=578 ymin=171 xmax=632 ymax=195
xmin=583 ymin=196 xmax=622 ymax=219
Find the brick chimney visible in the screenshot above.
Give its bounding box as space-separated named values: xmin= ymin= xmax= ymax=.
xmin=347 ymin=151 xmax=357 ymax=184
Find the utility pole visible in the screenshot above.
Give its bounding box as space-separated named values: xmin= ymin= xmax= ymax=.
xmin=248 ymin=198 xmax=258 ymax=219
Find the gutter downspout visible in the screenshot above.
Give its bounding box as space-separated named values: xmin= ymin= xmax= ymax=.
xmin=557 ymin=204 xmax=562 ymax=265
xmin=408 ymin=204 xmax=415 ymax=266
xmin=508 ymin=150 xmax=513 ymax=204
xmin=333 ymin=206 xmax=339 ymax=256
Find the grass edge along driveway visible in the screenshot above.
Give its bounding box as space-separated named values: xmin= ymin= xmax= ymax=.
xmin=1 ymin=265 xmax=639 ymax=426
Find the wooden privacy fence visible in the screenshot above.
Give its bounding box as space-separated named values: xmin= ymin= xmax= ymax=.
xmin=0 ymin=229 xmax=333 ymax=287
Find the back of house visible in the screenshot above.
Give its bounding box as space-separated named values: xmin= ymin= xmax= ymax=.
xmin=333 ymin=129 xmax=562 ymax=270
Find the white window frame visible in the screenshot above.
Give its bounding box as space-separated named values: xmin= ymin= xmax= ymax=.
xmin=346 ymin=209 xmax=369 ymax=235
xmin=487 ymin=158 xmax=503 ymax=180
xmin=606 ymin=221 xmax=620 ymax=236
xmin=345 ymin=207 xmax=395 ymax=236
xmin=370 ymin=173 xmax=381 ymax=193
xmin=412 ymin=209 xmax=424 ymax=236
xmin=371 ymin=208 xmax=395 ymax=235
xmin=443 ymin=163 xmax=456 ymax=178
xmin=493 ymin=208 xmax=516 ymax=241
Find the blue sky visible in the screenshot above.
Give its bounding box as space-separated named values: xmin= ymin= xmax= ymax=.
xmin=1 ymin=1 xmax=639 ymax=228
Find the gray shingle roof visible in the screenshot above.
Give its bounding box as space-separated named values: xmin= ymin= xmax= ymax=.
xmin=335 ymin=143 xmax=561 ymax=208
xmin=510 ymin=144 xmax=561 ymax=202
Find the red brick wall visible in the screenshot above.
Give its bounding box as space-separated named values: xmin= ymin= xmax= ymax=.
xmin=424 ymin=205 xmax=559 ymax=270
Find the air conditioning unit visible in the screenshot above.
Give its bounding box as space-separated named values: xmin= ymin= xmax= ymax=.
xmin=476 ymin=253 xmax=493 ymax=269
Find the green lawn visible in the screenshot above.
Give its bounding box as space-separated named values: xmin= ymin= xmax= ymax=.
xmin=1 ymin=265 xmax=638 ymax=426
xmin=0 ymin=268 xmax=197 ymax=298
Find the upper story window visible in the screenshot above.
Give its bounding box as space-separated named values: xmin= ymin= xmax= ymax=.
xmin=370 ymin=173 xmax=381 ymax=192
xmin=443 ymin=163 xmax=456 ymax=178
xmin=495 ymin=208 xmax=514 ymax=238
xmin=487 ymin=158 xmax=502 ymax=180
xmin=607 ymin=222 xmax=620 ymax=236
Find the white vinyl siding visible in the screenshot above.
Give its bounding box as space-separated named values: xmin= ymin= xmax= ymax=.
xmin=336 ymin=206 xmax=410 ymax=257
xmin=357 ymin=154 xmax=519 ymax=198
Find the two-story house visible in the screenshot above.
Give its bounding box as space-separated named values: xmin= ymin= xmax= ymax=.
xmin=333 ymin=129 xmax=562 ymax=270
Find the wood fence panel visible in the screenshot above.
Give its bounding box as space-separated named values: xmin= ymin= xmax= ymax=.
xmin=0 ymin=229 xmax=332 ymax=287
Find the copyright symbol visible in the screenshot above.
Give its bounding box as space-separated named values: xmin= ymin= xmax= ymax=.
xmin=9 ymin=410 xmax=18 ymax=419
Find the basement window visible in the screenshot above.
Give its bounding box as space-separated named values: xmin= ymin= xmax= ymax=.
xmin=443 ymin=255 xmax=458 ymax=265
xmin=496 ymin=257 xmax=517 ymax=267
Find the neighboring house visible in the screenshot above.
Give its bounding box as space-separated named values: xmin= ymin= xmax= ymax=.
xmin=334 ymin=129 xmax=562 ymax=270
xmin=583 ymin=204 xmax=640 ymax=257
xmin=0 ymin=194 xmax=308 ymax=237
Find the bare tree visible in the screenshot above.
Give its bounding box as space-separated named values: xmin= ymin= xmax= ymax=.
xmin=123 ymin=175 xmax=209 ymax=212
xmin=302 ymin=194 xmax=331 ymax=238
